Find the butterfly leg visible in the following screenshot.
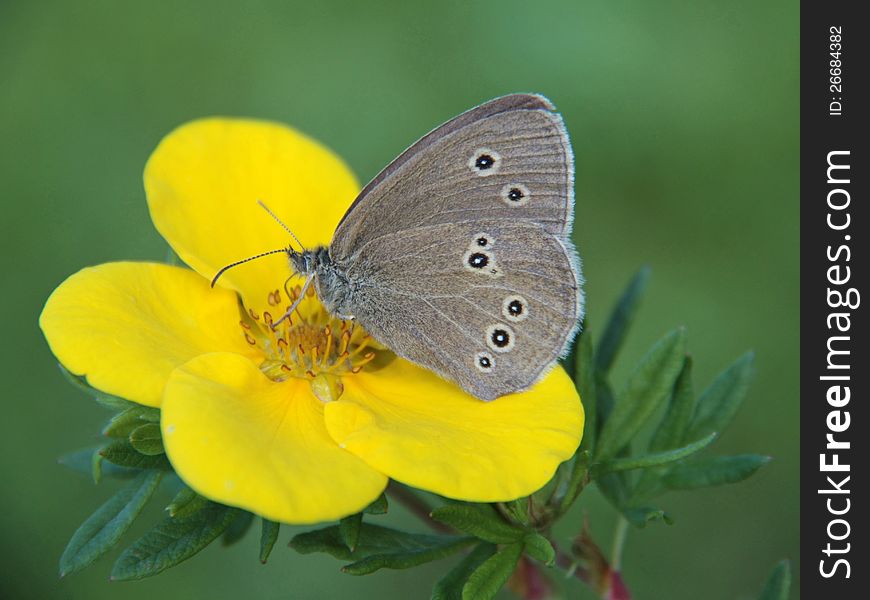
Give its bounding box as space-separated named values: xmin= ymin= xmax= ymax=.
xmin=272 ymin=274 xmax=314 ymax=330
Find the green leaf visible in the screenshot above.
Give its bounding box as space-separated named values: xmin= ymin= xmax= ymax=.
xmin=622 ymin=505 xmax=673 ymax=528
xmin=592 ymin=432 xmax=717 ymax=477
xmin=461 ymin=542 xmax=523 ymax=600
xmin=663 ymin=455 xmax=770 ymax=490
xmin=560 ymin=327 xmax=580 ymax=382
xmin=431 ymin=504 xmax=525 ymax=544
xmin=165 ymin=247 xmax=183 ymax=266
xmin=166 ymin=487 xmax=209 ymax=518
xmin=110 ymin=503 xmax=238 ymax=580
xmin=595 ymin=266 xmax=651 ymax=374
xmin=100 ymin=440 xmax=171 ymax=470
xmin=596 ymin=472 xmax=631 ymax=511
xmin=575 ymin=331 xmax=597 ymax=454
xmin=363 ymin=493 xmax=389 ymax=515
xmin=649 ymin=356 xmax=695 ymax=452
xmin=259 ymin=519 xmax=280 ymax=564
xmin=339 ymin=512 xmax=363 ymax=551
xmin=222 ymin=511 xmax=254 ymax=546
xmin=523 ymin=533 xmax=555 ymax=566
xmin=290 ymin=523 xmax=474 ymax=575
xmin=102 ymin=406 xmax=161 ymax=439
xmin=497 ymin=498 xmax=530 ymax=527
xmin=129 ymin=423 xmax=164 ymax=456
xmin=58 ymin=447 xmax=140 ymax=480
xmin=686 ymin=351 xmax=754 ymax=442
xmin=757 ymin=560 xmax=791 ymax=600
xmin=92 ymin=451 xmax=104 ymax=484
xmin=432 ymin=543 xmax=497 ymax=600
xmin=632 ymin=357 xmax=697 ymax=500
xmin=58 ymin=364 xmax=136 ymax=411
xmin=556 ymin=450 xmax=590 ymax=515
xmin=596 ymin=328 xmax=688 ymax=461
xmin=59 ymin=471 xmax=163 ymax=577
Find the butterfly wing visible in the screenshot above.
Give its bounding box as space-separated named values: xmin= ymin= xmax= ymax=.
xmin=339 ymin=221 xmax=581 ymax=400
xmin=330 ymin=94 xmax=575 ymax=256
xmin=328 ymin=94 xmax=581 ymax=399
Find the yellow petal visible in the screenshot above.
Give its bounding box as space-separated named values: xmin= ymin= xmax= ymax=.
xmin=325 ymin=361 xmax=583 ymax=502
xmin=39 ymin=262 xmax=258 ymax=407
xmin=144 ymin=118 xmax=360 ymax=313
xmin=161 ymin=353 xmax=387 ymax=523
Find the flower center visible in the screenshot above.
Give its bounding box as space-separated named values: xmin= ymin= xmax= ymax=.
xmin=240 ymin=284 xmax=387 ymax=402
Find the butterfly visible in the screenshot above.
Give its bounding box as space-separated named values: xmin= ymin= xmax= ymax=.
xmin=215 ymin=94 xmax=583 ymax=400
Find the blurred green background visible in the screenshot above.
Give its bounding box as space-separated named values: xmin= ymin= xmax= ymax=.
xmin=0 ymin=0 xmax=798 ymax=598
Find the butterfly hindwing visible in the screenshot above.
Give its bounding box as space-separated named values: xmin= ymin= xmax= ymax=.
xmin=338 ymin=221 xmax=582 ymax=400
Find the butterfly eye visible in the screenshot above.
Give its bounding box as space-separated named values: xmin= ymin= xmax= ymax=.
xmin=501 ymin=183 xmax=531 ymax=206
xmin=485 ymin=324 xmax=516 ymax=353
xmin=502 ymin=295 xmax=529 ymax=322
xmin=468 ymin=148 xmax=501 ymax=176
xmin=475 ymin=352 xmax=495 ymax=373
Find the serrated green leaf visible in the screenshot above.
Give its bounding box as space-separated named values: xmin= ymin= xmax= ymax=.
xmin=461 ymin=542 xmax=523 ymax=600
xmin=523 ymin=533 xmax=555 ymax=566
xmin=622 ymin=505 xmax=673 ymax=528
xmin=592 ymin=432 xmax=717 ymax=477
xmin=663 ymin=455 xmax=770 ymax=490
xmin=432 ymin=543 xmax=497 ymax=600
xmin=757 ymin=560 xmax=791 ymax=600
xmin=431 ymin=504 xmax=525 ymax=544
xmin=111 ymin=503 xmax=238 ymax=580
xmin=363 ymin=493 xmax=388 ymax=515
xmin=103 ymin=406 xmax=156 ymax=438
xmin=222 ymin=511 xmax=254 ymax=546
xmin=58 ymin=364 xmax=136 ymax=411
xmin=686 ymin=351 xmax=754 ymax=442
xmin=129 ymin=423 xmax=164 ymax=456
xmin=100 ymin=440 xmax=171 ymax=470
xmin=595 ymin=267 xmax=651 ymax=374
xmin=166 ymin=487 xmax=209 ymax=518
xmin=339 ymin=512 xmax=363 ymax=551
xmin=259 ymin=519 xmax=280 ymax=564
xmin=596 ymin=328 xmax=688 ymax=461
xmin=59 ymin=471 xmax=163 ymax=577
xmin=58 ymin=446 xmax=141 ymax=481
xmin=291 ymin=523 xmax=473 ymax=575
xmin=576 ymin=331 xmax=597 ymax=454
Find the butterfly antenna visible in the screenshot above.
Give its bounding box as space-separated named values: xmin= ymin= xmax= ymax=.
xmin=211 ymin=248 xmax=288 ymax=288
xmin=258 ymin=200 xmax=305 ymax=251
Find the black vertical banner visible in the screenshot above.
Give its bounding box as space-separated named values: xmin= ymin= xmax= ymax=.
xmin=802 ymin=1 xmax=867 ymax=596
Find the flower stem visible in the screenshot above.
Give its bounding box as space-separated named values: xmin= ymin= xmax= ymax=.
xmin=611 ymin=517 xmax=629 ymax=571
xmin=386 ymin=481 xmax=454 ymax=534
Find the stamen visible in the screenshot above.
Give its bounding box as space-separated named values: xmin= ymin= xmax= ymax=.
xmin=237 ymin=286 xmax=391 ymax=396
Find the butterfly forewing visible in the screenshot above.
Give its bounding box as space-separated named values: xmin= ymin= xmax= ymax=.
xmin=331 ymin=94 xmax=574 ymax=256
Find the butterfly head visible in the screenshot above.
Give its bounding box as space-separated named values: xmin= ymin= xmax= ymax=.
xmin=288 ymin=246 xmax=330 ymax=277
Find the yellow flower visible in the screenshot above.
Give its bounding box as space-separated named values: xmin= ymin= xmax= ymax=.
xmin=39 ymin=118 xmax=584 ymax=524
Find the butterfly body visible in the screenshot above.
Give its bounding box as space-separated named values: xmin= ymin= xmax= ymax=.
xmin=283 ymin=94 xmax=583 ymax=401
